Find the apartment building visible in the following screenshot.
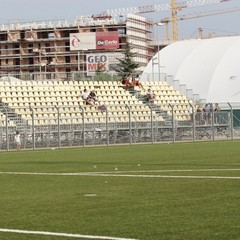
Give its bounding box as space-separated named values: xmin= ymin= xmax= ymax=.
xmin=0 ymin=14 xmax=154 ymax=80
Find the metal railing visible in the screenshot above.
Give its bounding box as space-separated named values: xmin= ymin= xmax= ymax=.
xmin=0 ymin=103 xmax=239 ymax=151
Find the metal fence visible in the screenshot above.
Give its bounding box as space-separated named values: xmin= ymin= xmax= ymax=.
xmin=1 ymin=103 xmax=240 ymax=151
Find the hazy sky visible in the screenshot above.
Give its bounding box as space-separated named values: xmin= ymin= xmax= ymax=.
xmin=0 ymin=0 xmax=239 ymax=39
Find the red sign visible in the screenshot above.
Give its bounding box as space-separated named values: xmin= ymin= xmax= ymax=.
xmin=96 ymin=32 xmax=119 ymax=50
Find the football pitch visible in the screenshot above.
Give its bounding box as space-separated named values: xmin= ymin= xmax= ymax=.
xmin=0 ymin=141 xmax=239 ymax=240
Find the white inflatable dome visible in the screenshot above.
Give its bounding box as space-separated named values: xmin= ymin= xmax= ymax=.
xmin=142 ymin=36 xmax=240 ymax=103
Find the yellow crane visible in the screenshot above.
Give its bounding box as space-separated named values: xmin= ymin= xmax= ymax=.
xmin=160 ymin=7 xmax=240 ymax=40
xmin=104 ymin=0 xmax=232 ymax=41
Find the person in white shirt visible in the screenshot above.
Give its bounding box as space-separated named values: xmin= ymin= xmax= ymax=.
xmin=81 ymin=88 xmax=89 ymax=103
xmin=133 ymin=74 xmax=144 ymax=90
xmin=14 ymin=131 xmax=21 ymax=151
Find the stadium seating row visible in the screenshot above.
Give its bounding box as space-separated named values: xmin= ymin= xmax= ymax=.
xmin=0 ymin=79 xmax=192 ymax=126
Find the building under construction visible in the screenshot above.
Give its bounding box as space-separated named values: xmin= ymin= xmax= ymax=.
xmin=0 ymin=14 xmax=155 ymax=80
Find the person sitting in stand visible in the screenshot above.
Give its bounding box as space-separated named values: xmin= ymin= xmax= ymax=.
xmin=146 ymin=88 xmax=156 ymax=102
xmin=81 ymin=88 xmax=89 ymax=104
xmin=124 ymin=74 xmax=134 ymax=88
xmin=85 ymin=95 xmax=95 ymax=106
xmin=121 ymin=74 xmax=127 ymax=85
xmin=89 ymin=90 xmax=98 ymax=103
xmin=132 ymin=74 xmax=144 ymax=90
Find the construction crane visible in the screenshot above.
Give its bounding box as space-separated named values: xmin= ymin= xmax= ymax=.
xmin=103 ymin=0 xmax=232 ymax=41
xmin=160 ymin=7 xmax=240 ymax=40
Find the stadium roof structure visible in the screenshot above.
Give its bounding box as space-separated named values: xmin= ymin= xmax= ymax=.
xmin=142 ymin=36 xmax=240 ymax=103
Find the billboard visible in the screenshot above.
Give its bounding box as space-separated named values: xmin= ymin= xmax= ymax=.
xmin=70 ymin=32 xmax=119 ymax=51
xmin=70 ymin=33 xmax=95 ymax=51
xmin=96 ymin=32 xmax=119 ymax=50
xmin=86 ymin=52 xmax=124 ymax=76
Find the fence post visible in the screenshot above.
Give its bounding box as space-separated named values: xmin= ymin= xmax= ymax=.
xmin=55 ymin=106 xmax=61 ymax=148
xmin=106 ymin=106 xmax=109 ymax=146
xmin=169 ymin=104 xmax=175 ymax=143
xmin=227 ymin=102 xmax=233 ymax=140
xmin=79 ymin=105 xmax=85 ymax=147
xmin=211 ymin=104 xmax=215 ymax=141
xmin=150 ymin=106 xmax=154 ymax=144
xmin=29 ymin=106 xmax=35 ymax=150
xmin=126 ymin=104 xmax=132 ymax=145
xmin=189 ymin=103 xmax=195 ymax=142
xmin=3 ymin=106 xmax=9 ymax=151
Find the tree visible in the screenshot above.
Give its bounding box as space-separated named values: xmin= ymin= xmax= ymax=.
xmin=114 ymin=40 xmax=139 ymax=76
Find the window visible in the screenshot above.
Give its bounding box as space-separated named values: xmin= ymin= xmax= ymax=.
xmin=61 ymin=31 xmax=69 ymax=38
xmin=0 ymin=33 xmax=7 ymax=41
xmin=65 ymin=56 xmax=70 ymax=63
xmin=118 ymin=28 xmax=126 ymax=35
xmin=14 ymin=44 xmax=20 ymax=54
xmin=48 ymin=32 xmax=55 ymax=39
xmin=37 ymin=31 xmax=48 ymax=39
xmin=29 ymin=58 xmax=34 ymax=65
xmin=28 ymin=43 xmax=33 ymax=53
xmin=45 ymin=43 xmax=51 ymax=52
xmin=65 ymin=41 xmax=70 ymax=51
xmin=20 ymin=31 xmax=25 ymax=40
xmin=14 ymin=58 xmax=20 ymax=65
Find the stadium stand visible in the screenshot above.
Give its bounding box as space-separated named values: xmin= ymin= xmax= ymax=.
xmin=0 ymin=79 xmax=192 ymax=129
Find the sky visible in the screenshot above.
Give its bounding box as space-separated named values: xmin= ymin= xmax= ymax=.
xmin=0 ymin=0 xmax=240 ymax=40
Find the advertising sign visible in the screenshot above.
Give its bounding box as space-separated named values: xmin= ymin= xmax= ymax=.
xmin=86 ymin=52 xmax=124 ymax=76
xmin=70 ymin=33 xmax=96 ymax=51
xmin=96 ymin=32 xmax=119 ymax=50
xmin=70 ymin=32 xmax=119 ymax=51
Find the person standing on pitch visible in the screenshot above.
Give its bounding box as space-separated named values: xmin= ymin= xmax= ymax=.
xmin=14 ymin=131 xmax=21 ymax=151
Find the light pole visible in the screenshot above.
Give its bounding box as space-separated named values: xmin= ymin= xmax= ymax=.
xmin=156 ymin=22 xmax=163 ymax=81
xmin=152 ymin=57 xmax=158 ymax=82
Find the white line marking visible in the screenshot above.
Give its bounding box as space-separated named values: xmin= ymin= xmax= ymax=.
xmin=0 ymin=168 xmax=240 ymax=176
xmin=115 ymin=168 xmax=240 ymax=173
xmin=84 ymin=194 xmax=97 ymax=197
xmin=88 ymin=173 xmax=240 ymax=180
xmin=0 ymin=170 xmax=239 ymax=179
xmin=0 ymin=228 xmax=138 ymax=240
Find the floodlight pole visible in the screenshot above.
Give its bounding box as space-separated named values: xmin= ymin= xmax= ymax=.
xmin=156 ymin=22 xmax=163 ymax=81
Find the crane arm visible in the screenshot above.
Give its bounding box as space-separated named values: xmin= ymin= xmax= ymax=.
xmin=160 ymin=7 xmax=240 ymax=23
xmin=104 ymin=0 xmax=231 ymax=16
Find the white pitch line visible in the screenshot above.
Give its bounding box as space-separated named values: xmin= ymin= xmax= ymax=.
xmin=104 ymin=168 xmax=240 ymax=174
xmin=0 ymin=171 xmax=239 ymax=180
xmin=0 ymin=168 xmax=240 ymax=176
xmin=87 ymin=173 xmax=240 ymax=180
xmin=0 ymin=172 xmax=94 ymax=176
xmin=0 ymin=228 xmax=138 ymax=240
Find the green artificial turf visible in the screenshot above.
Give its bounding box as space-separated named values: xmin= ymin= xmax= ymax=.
xmin=0 ymin=141 xmax=239 ymax=240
